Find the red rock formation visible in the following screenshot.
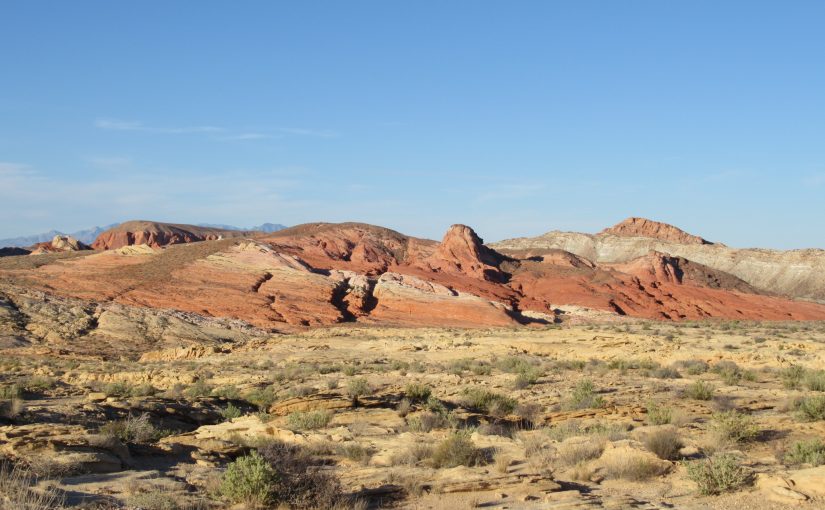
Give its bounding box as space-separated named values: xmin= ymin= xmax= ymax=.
xmin=92 ymin=221 xmax=252 ymax=250
xmin=5 ymin=221 xmax=825 ymax=328
xmin=28 ymin=235 xmax=91 ymax=255
xmin=601 ymin=217 xmax=710 ymax=245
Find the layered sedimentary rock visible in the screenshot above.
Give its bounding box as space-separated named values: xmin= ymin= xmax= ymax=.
xmin=493 ymin=218 xmax=825 ymax=302
xmin=2 ymin=218 xmax=825 ymax=329
xmin=91 ymin=221 xmax=254 ymax=250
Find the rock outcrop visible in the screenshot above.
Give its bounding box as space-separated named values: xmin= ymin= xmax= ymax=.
xmin=601 ymin=217 xmax=711 ymax=245
xmin=91 ymin=221 xmax=254 ymax=250
xmin=29 ymin=235 xmax=91 ymax=254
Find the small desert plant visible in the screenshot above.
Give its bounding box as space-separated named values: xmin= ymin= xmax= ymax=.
xmin=679 ymin=359 xmax=709 ymax=375
xmin=0 ymin=384 xmax=22 ymax=400
xmin=245 ymin=386 xmax=277 ymax=410
xmin=404 ymin=383 xmax=431 ymax=402
xmin=184 ymin=379 xmax=213 ymax=398
xmin=686 ymin=453 xmax=752 ymax=495
xmin=286 ymin=410 xmax=332 ymax=430
xmin=128 ymin=383 xmax=157 ymax=397
xmin=0 ymin=397 xmax=24 ymax=419
xmin=646 ymin=401 xmax=673 ymax=425
xmin=213 ymin=385 xmax=242 ymax=399
xmin=101 ymin=413 xmax=168 ymax=444
xmin=652 ymin=367 xmax=681 ymax=379
xmin=390 ymin=443 xmax=435 ymax=466
xmin=795 ymin=395 xmax=825 ymax=421
xmin=557 ymin=440 xmax=605 ymax=466
xmin=643 ymin=427 xmax=683 ymax=460
xmin=0 ymin=462 xmax=66 ymax=509
xmin=396 ymin=398 xmax=412 ymax=417
xmin=337 ymin=443 xmax=371 ymax=464
xmin=804 ymin=370 xmax=825 ymax=392
xmin=784 ymin=438 xmax=825 ymax=466
xmin=346 ymin=378 xmax=370 ymax=399
xmin=780 ymin=365 xmax=806 ymax=389
xmin=219 ymin=451 xmax=276 ymax=507
xmin=257 ymin=441 xmax=345 ymax=509
xmin=683 ymin=380 xmax=714 ymax=400
xmin=221 ymin=403 xmax=243 ymax=421
xmin=460 ymin=388 xmax=517 ymax=416
xmin=563 ymin=379 xmax=604 ymax=410
xmin=603 ymin=451 xmax=666 ymax=481
xmin=430 ymin=432 xmax=486 ymax=468
xmin=711 ymin=410 xmax=759 ymax=443
xmin=407 ymin=411 xmax=450 ymax=432
xmin=102 ymin=381 xmax=132 ymax=397
xmin=127 ymin=490 xmax=180 ymax=510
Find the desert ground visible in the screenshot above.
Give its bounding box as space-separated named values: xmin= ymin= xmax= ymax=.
xmin=3 ymin=314 xmax=825 ymax=509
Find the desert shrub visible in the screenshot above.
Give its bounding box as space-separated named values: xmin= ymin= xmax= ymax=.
xmin=100 ymin=413 xmax=168 ymax=444
xmin=711 ymin=410 xmax=759 ymax=443
xmin=557 ymin=440 xmax=605 ymax=466
xmin=603 ymin=451 xmax=666 ymax=481
xmin=396 ymin=398 xmax=412 ymax=417
xmin=563 ymin=379 xmax=604 ymax=410
xmin=795 ymin=395 xmax=825 ymax=421
xmin=286 ymin=410 xmax=332 ymax=430
xmin=425 ymin=395 xmax=448 ymax=415
xmin=515 ymin=402 xmax=543 ymax=425
xmin=0 ymin=462 xmax=66 ymax=509
xmin=470 ymin=362 xmax=492 ymax=375
xmin=643 ymin=427 xmax=682 ymax=460
xmin=184 ymin=379 xmax=213 ymax=398
xmin=0 ymin=397 xmax=24 ymax=420
xmin=346 ymin=378 xmax=370 ymax=399
xmin=219 ymin=451 xmax=277 ymax=507
xmin=257 ymin=441 xmax=344 ymax=509
xmin=686 ymin=453 xmax=752 ymax=495
xmin=545 ymin=420 xmax=628 ymax=442
xmin=430 ymin=432 xmax=486 ymax=468
xmin=460 ymin=388 xmax=517 ymax=416
xmin=683 ymin=380 xmax=714 ymax=400
xmin=407 ymin=411 xmax=449 ymax=432
xmin=390 ymin=443 xmax=435 ymax=466
xmin=213 ymin=385 xmax=242 ymax=399
xmin=780 ymin=365 xmax=806 ymax=389
xmin=245 ymin=386 xmax=278 ymax=410
xmin=221 ymin=403 xmax=243 ymax=421
xmin=102 ymin=381 xmax=132 ymax=397
xmin=22 ymin=376 xmax=56 ymax=393
xmin=128 ymin=383 xmax=157 ymax=397
xmin=646 ymin=401 xmax=673 ymax=425
xmin=804 ymin=370 xmax=825 ymax=392
xmin=127 ymin=489 xmax=180 ymax=510
xmin=652 ymin=367 xmax=681 ymax=379
xmin=784 ymin=438 xmax=825 ymax=466
xmin=404 ymin=383 xmax=431 ymax=403
xmin=337 ymin=443 xmax=371 ymax=464
xmin=678 ymin=359 xmax=709 ymax=375
xmin=0 ymin=384 xmax=22 ymax=400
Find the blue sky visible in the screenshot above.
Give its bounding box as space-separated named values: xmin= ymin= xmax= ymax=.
xmin=1 ymin=2 xmax=824 ymax=248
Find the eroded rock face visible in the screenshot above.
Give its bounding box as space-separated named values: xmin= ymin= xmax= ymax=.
xmin=29 ymin=235 xmax=91 ymax=255
xmin=422 ymin=224 xmax=506 ymax=281
xmin=91 ymin=221 xmax=252 ymax=250
xmin=600 ymin=217 xmax=711 ymax=245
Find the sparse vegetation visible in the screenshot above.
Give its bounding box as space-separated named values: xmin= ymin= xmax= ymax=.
xmin=711 ymin=410 xmax=759 ymax=443
xmin=286 ymin=410 xmax=333 ymax=430
xmin=100 ymin=413 xmax=169 ymax=444
xmin=460 ymin=387 xmax=517 ymax=416
xmin=794 ymin=394 xmax=825 ymax=421
xmin=563 ymin=379 xmax=605 ymax=410
xmin=603 ymin=451 xmax=666 ymax=480
xmin=683 ymin=380 xmax=714 ymax=400
xmin=784 ymin=438 xmax=825 ymax=466
xmin=219 ymin=451 xmax=277 ymax=507
xmin=686 ymin=453 xmax=752 ymax=495
xmin=430 ymin=432 xmax=487 ymax=468
xmin=643 ymin=427 xmax=682 ymax=460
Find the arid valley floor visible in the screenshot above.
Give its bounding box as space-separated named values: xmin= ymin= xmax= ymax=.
xmin=3 ymin=316 xmax=825 ymax=509
xmin=2 ymin=219 xmax=825 ymax=509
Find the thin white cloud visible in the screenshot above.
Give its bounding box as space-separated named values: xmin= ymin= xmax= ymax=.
xmin=95 ymin=118 xmax=223 ymax=134
xmin=277 ymin=127 xmax=338 ymax=138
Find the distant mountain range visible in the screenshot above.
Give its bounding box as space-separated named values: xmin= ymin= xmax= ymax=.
xmin=0 ymin=222 xmax=287 ymax=248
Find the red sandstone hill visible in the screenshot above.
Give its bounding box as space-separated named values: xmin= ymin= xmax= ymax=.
xmin=601 ymin=217 xmax=711 ymax=245
xmin=2 ymin=219 xmax=825 ymax=329
xmin=92 ymin=221 xmax=255 ymax=250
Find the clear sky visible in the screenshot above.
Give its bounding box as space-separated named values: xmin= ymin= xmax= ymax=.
xmin=1 ymin=2 xmax=824 ymax=248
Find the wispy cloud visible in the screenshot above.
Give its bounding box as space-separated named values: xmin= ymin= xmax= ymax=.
xmin=804 ymin=172 xmax=825 ymax=188
xmin=276 ymin=127 xmax=338 ymax=138
xmin=95 ymin=118 xmax=337 ymax=140
xmin=95 ymin=118 xmax=223 ymax=134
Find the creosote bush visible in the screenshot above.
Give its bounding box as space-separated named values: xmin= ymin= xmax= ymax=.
xmin=683 ymin=380 xmax=714 ymax=401
xmin=219 ymin=451 xmax=276 ymax=507
xmin=404 ymin=383 xmax=431 ymax=403
xmin=784 ymin=438 xmax=825 ymax=466
xmin=711 ymin=410 xmax=759 ymax=443
xmin=564 ymin=379 xmax=604 ymax=410
xmin=686 ymin=453 xmax=752 ymax=495
xmin=794 ymin=395 xmax=825 ymax=421
xmin=430 ymin=432 xmax=486 ymax=468
xmin=286 ymin=410 xmax=333 ymax=430
xmin=460 ymin=388 xmax=517 ymax=416
xmin=346 ymin=378 xmax=371 ymax=399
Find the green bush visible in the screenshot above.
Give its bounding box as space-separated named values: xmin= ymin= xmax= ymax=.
xmin=646 ymin=401 xmax=673 ymax=425
xmin=221 ymin=403 xmax=243 ymax=421
xmin=219 ymin=451 xmax=277 ymax=507
xmin=0 ymin=384 xmax=21 ymax=400
xmin=245 ymin=386 xmax=277 ymax=410
xmin=346 ymin=378 xmax=370 ymax=399
xmin=686 ymin=453 xmax=751 ymax=495
xmin=460 ymin=388 xmax=516 ymax=416
xmin=683 ymin=380 xmax=714 ymax=401
xmin=784 ymin=439 xmax=825 ymax=466
xmin=404 ymin=383 xmax=431 ymax=403
xmin=430 ymin=432 xmax=486 ymax=468
xmin=711 ymin=411 xmax=759 ymax=443
xmin=795 ymin=395 xmax=825 ymax=421
xmin=184 ymin=379 xmax=213 ymax=398
xmin=804 ymin=370 xmax=825 ymax=392
xmin=100 ymin=413 xmax=168 ymax=444
xmin=213 ymin=385 xmax=241 ymax=399
xmin=286 ymin=410 xmax=332 ymax=430
xmin=563 ymin=379 xmax=604 ymax=410
xmin=781 ymin=365 xmax=805 ymax=389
